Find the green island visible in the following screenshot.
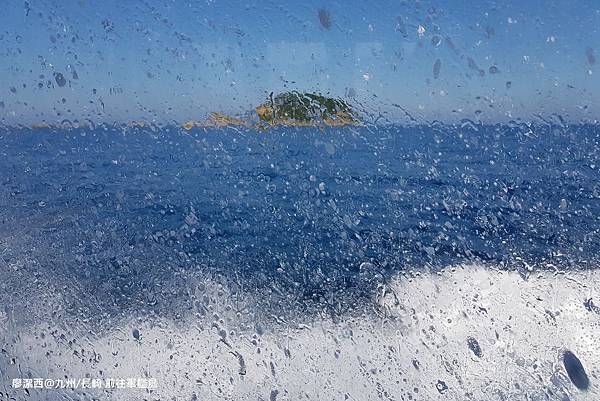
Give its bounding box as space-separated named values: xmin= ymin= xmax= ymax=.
xmin=182 ymin=91 xmax=360 ymax=130
xmin=255 ymin=91 xmax=358 ymax=127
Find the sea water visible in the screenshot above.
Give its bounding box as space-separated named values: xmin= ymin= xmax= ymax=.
xmin=0 ymin=123 xmax=599 ymax=400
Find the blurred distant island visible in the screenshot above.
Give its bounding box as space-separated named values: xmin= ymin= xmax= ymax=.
xmin=19 ymin=92 xmax=360 ymax=130
xmin=183 ymin=91 xmax=360 ymax=130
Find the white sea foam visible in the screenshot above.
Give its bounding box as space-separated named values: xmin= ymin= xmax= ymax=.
xmin=2 ymin=265 xmax=599 ymax=400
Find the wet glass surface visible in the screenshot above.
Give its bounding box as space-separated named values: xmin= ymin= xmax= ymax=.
xmin=1 ymin=1 xmax=599 ymax=400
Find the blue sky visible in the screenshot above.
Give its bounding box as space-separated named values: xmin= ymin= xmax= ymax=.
xmin=1 ymin=0 xmax=599 ymax=125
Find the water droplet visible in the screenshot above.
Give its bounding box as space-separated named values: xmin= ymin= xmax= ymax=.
xmin=53 ymin=72 xmax=66 ymax=87
xmin=318 ymin=9 xmax=331 ymax=30
xmin=563 ymin=351 xmax=589 ymax=390
xmin=433 ymin=59 xmax=441 ymax=79
xmin=467 ymin=336 xmax=482 ymax=357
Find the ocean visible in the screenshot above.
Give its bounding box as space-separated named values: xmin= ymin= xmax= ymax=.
xmin=1 ymin=123 xmax=599 ymax=400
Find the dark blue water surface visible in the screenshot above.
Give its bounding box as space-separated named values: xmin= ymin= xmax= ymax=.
xmin=1 ymin=123 xmax=599 ymax=321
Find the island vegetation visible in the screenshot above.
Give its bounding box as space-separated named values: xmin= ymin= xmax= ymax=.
xmin=254 ymin=91 xmax=359 ymax=127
